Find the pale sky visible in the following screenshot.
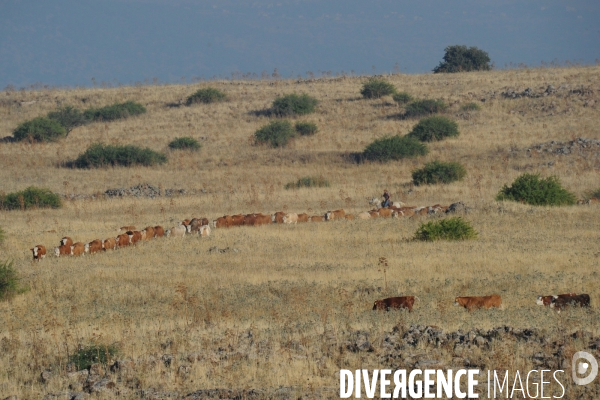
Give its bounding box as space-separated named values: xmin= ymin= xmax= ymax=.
xmin=1 ymin=0 xmax=598 ymax=88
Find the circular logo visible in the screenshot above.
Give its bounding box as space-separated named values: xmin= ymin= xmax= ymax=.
xmin=572 ymin=351 xmax=598 ymax=386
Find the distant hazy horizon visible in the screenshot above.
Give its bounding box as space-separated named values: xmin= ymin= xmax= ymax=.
xmin=1 ymin=0 xmax=599 ymax=89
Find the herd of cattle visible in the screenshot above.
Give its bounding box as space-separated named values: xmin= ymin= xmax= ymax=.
xmin=27 ymin=202 xmax=592 ymax=314
xmin=371 ymin=293 xmax=591 ymax=313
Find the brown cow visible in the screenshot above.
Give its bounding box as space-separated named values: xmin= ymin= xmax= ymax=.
xmin=309 ymin=215 xmax=325 ymax=222
xmin=377 ymin=208 xmax=394 ymax=218
xmin=60 ymin=236 xmax=73 ymax=247
xmin=153 ymin=226 xmax=165 ymax=238
xmin=297 ymin=213 xmax=309 ymax=223
xmin=54 ymin=245 xmax=71 ymax=257
xmin=85 ymin=239 xmax=103 ymax=254
xmin=373 ymin=296 xmax=415 ymax=312
xmin=116 ymin=234 xmax=131 ymax=247
xmin=31 ymin=245 xmax=47 ymax=261
xmin=128 ymin=231 xmax=143 ymax=244
xmin=345 ymin=214 xmax=355 ymax=220
xmin=325 ymin=209 xmax=346 ymax=221
xmin=272 ymin=211 xmax=286 ymax=223
xmin=144 ymin=226 xmax=155 ymax=240
xmin=213 ymin=216 xmax=230 ymax=228
xmin=368 ymin=210 xmax=379 ymax=218
xmin=550 ymin=294 xmax=590 ymax=311
xmin=536 ymin=293 xmax=577 ymax=306
xmin=103 ymin=237 xmax=117 ymax=250
xmin=70 ymin=242 xmax=85 ymax=256
xmin=454 ymin=295 xmax=502 ymax=311
xmin=231 ymin=214 xmax=245 ymax=226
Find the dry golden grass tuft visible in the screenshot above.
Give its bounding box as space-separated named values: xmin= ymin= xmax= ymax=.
xmin=0 ymin=66 xmax=599 ymax=398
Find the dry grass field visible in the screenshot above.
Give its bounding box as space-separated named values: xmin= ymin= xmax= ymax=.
xmin=0 ymin=66 xmax=599 ymax=399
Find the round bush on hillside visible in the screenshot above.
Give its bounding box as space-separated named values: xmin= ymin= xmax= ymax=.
xmin=186 ymin=88 xmax=226 ymax=105
xmin=0 ymin=187 xmax=62 ymax=210
xmin=408 ymin=116 xmax=459 ymax=142
xmin=284 ymin=176 xmax=330 ymax=190
xmin=360 ymin=78 xmax=397 ymax=99
xmin=83 ymin=101 xmax=146 ymax=122
xmin=168 ymin=137 xmax=201 ymax=151
xmin=414 ymin=217 xmax=478 ymax=241
xmin=0 ymin=260 xmax=21 ymax=301
xmin=392 ymin=92 xmax=413 ymax=104
xmin=271 ymin=93 xmax=318 ymax=117
xmin=412 ymin=161 xmax=466 ymax=185
xmin=362 ymin=135 xmax=428 ymax=162
xmin=47 ymin=106 xmax=89 ymax=135
xmin=496 ymin=173 xmax=576 ymax=206
xmin=12 ymin=117 xmax=66 ymax=142
xmin=72 ymin=143 xmax=168 ymax=168
xmin=0 ymin=226 xmax=5 ymax=245
xmin=433 ymin=45 xmax=491 ymax=73
xmin=403 ymin=99 xmax=447 ymax=118
xmin=294 ymin=122 xmax=318 ymax=136
xmin=254 ymin=120 xmax=296 ymax=148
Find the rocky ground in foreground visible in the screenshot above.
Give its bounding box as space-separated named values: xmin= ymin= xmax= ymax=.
xmin=4 ymin=324 xmax=596 ymax=399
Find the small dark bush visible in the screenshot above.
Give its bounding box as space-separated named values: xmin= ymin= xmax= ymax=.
xmin=186 ymin=88 xmax=226 ymax=105
xmin=433 ymin=45 xmax=492 ymax=73
xmin=496 ymin=174 xmax=576 ymax=206
xmin=392 ymin=92 xmax=413 ymax=104
xmin=284 ymin=176 xmax=330 ymax=190
xmin=414 ymin=217 xmax=478 ymax=241
xmin=0 ymin=226 xmax=4 ymax=245
xmin=412 ymin=161 xmax=466 ymax=185
xmin=460 ymin=102 xmax=481 ymax=111
xmin=407 ymin=116 xmax=459 ymax=142
xmin=0 ymin=187 xmax=62 ymax=210
xmin=362 ymin=135 xmax=428 ymax=162
xmin=47 ymin=106 xmax=89 ymax=135
xmin=403 ymin=99 xmax=448 ymax=118
xmin=168 ymin=137 xmax=201 ymax=151
xmin=254 ymin=120 xmax=296 ymax=148
xmin=0 ymin=260 xmax=23 ymax=301
xmin=69 ymin=344 xmax=119 ymax=371
xmin=360 ymin=78 xmax=397 ymax=99
xmin=72 ymin=143 xmax=168 ymax=168
xmin=294 ymin=122 xmax=318 ymax=136
xmin=271 ymin=93 xmax=318 ymax=117
xmin=83 ymin=101 xmax=146 ymax=122
xmin=12 ymin=117 xmax=66 ymax=142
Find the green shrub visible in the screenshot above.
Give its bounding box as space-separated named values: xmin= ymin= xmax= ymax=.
xmin=360 ymin=78 xmax=397 ymax=99
xmin=407 ymin=116 xmax=459 ymax=142
xmin=433 ymin=45 xmax=492 ymax=73
xmin=271 ymin=93 xmax=318 ymax=117
xmin=403 ymin=99 xmax=448 ymax=118
xmin=0 ymin=260 xmax=22 ymax=301
xmin=460 ymin=102 xmax=481 ymax=112
xmin=362 ymin=135 xmax=428 ymax=162
xmin=392 ymin=92 xmax=413 ymax=104
xmin=412 ymin=161 xmax=466 ymax=185
xmin=496 ymin=174 xmax=577 ymax=206
xmin=83 ymin=101 xmax=146 ymax=122
xmin=12 ymin=117 xmax=66 ymax=142
xmin=0 ymin=226 xmax=4 ymax=245
xmin=294 ymin=122 xmax=318 ymax=136
xmin=69 ymin=344 xmax=119 ymax=371
xmin=186 ymin=87 xmax=226 ymax=105
xmin=284 ymin=176 xmax=330 ymax=190
xmin=71 ymin=143 xmax=168 ymax=168
xmin=168 ymin=137 xmax=201 ymax=151
xmin=47 ymin=106 xmax=89 ymax=135
xmin=254 ymin=120 xmax=296 ymax=148
xmin=0 ymin=187 xmax=62 ymax=210
xmin=414 ymin=217 xmax=478 ymax=241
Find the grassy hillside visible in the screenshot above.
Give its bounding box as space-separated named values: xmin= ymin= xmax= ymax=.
xmin=0 ymin=66 xmax=599 ymax=398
